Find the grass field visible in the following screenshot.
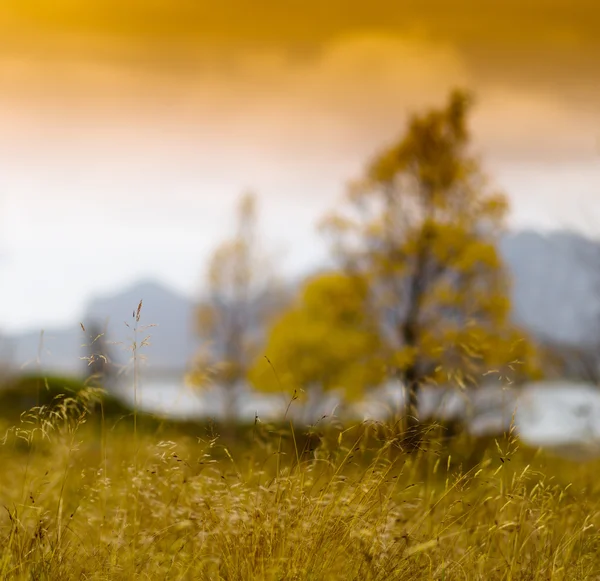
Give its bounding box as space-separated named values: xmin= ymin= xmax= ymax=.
xmin=0 ymin=387 xmax=599 ymax=580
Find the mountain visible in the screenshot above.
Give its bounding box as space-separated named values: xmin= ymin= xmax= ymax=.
xmin=501 ymin=230 xmax=600 ymax=346
xmin=84 ymin=279 xmax=200 ymax=374
xmin=1 ymin=229 xmax=600 ymax=378
xmin=0 ymin=280 xmax=201 ymax=377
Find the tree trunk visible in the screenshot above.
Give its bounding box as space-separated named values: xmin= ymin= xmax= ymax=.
xmin=221 ymin=382 xmax=239 ymax=440
xmin=403 ymin=364 xmax=422 ymax=452
xmin=398 ymin=226 xmax=431 ymax=452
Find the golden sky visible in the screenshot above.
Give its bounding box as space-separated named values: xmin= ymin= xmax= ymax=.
xmin=2 ymin=1 xmax=598 ymax=49
xmin=2 ymin=0 xmax=599 ymax=105
xmin=0 ymin=1 xmax=599 ymax=330
xmin=1 ymin=0 xmax=598 ymax=155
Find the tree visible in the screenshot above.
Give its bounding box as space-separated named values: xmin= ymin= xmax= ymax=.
xmin=321 ymin=89 xmax=538 ymax=439
xmin=541 ymin=341 xmax=600 ymax=385
xmin=189 ymin=192 xmax=282 ymax=421
xmin=247 ymin=271 xmax=385 ymax=419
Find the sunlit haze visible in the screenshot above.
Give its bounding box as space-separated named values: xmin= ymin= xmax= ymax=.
xmin=1 ymin=1 xmax=599 ymax=331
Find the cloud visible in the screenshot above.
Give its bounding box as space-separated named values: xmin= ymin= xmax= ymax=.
xmin=2 ymin=33 xmax=598 ymax=167
xmin=472 ymin=86 xmax=600 ymax=163
xmin=0 ymin=33 xmax=599 ymax=330
xmin=0 ymin=33 xmax=466 ymax=135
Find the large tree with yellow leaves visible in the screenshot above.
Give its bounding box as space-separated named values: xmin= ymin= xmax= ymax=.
xmin=320 ymin=89 xmax=539 ymax=434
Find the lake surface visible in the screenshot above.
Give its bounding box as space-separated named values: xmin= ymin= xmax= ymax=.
xmin=113 ymin=378 xmax=600 ymax=458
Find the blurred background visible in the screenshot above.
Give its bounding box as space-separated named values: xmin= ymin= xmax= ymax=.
xmin=0 ymin=1 xmax=599 ymax=455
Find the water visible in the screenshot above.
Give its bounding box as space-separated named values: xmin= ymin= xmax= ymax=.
xmin=114 ymin=377 xmax=600 ymax=457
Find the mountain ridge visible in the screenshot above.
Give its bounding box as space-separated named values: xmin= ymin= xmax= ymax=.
xmin=1 ymin=228 xmax=599 ymax=378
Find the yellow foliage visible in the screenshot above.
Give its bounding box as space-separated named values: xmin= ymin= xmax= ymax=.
xmin=190 ymin=191 xmax=278 ymax=401
xmin=248 ymin=272 xmax=386 ymax=400
xmin=321 ymin=89 xmax=539 ymax=395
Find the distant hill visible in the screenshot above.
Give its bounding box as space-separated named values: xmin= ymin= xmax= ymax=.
xmin=1 ymin=229 xmax=600 ymax=378
xmin=84 ymin=279 xmax=199 ymax=374
xmin=500 ymin=230 xmax=600 ymax=346
xmin=0 ymin=280 xmax=200 ymax=377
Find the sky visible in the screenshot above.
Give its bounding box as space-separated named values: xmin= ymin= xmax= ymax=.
xmin=0 ymin=1 xmax=599 ymax=332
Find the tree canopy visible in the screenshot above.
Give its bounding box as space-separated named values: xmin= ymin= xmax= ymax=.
xmin=189 ymin=192 xmax=284 ymax=418
xmin=221 ymin=90 xmax=543 ymax=431
xmin=247 ymin=272 xmax=385 ymax=402
xmin=309 ymin=90 xmax=539 ymax=419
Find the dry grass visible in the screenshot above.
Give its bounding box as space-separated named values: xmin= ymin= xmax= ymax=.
xmin=0 ymin=389 xmax=599 ymax=580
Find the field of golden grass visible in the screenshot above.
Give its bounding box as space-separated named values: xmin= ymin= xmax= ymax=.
xmin=0 ymin=388 xmax=599 ymax=580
